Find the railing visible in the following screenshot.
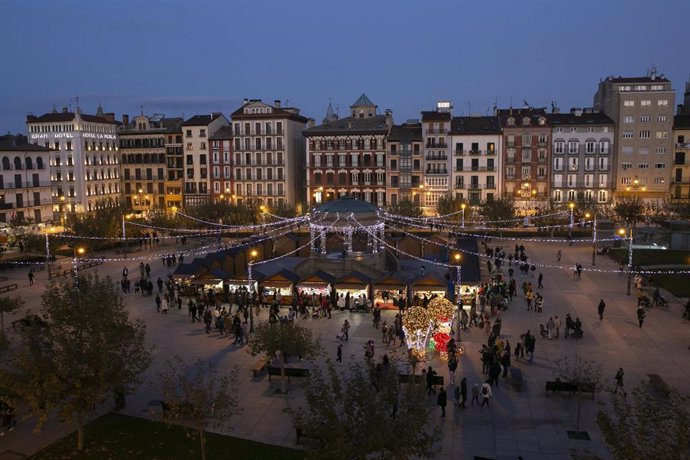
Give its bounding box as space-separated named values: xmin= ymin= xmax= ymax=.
xmin=0 ymin=181 xmax=53 ymax=189
xmin=426 ymin=143 xmax=448 ymax=148
xmin=453 ymin=166 xmax=495 ymax=172
xmin=469 ymin=149 xmax=481 ymax=155
xmin=671 ymin=178 xmax=690 ymax=184
xmin=425 ymin=169 xmax=449 ymax=175
xmin=425 ymin=155 xmax=448 ymax=161
xmin=0 ymin=199 xmax=55 ymax=209
xmin=425 ymin=129 xmax=448 ymax=135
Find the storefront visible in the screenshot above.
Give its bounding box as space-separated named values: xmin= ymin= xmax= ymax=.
xmin=458 ymin=284 xmax=480 ymax=312
xmin=334 ymin=271 xmax=372 ymax=304
xmin=297 ymin=269 xmax=335 ymax=297
xmin=373 ymin=274 xmax=408 ymax=310
xmin=259 ymin=269 xmax=299 ymax=305
xmin=410 ymin=273 xmax=450 ymax=306
xmin=226 ymin=270 xmax=263 ymax=295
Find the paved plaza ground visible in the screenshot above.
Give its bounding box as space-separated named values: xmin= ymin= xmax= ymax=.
xmin=1 ymin=237 xmax=689 ymax=459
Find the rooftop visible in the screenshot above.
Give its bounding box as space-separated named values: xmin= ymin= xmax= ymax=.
xmin=674 ymin=114 xmax=690 ymax=129
xmin=314 ymin=196 xmax=379 ymax=215
xmin=548 ymin=111 xmax=614 ymax=126
xmin=304 ymin=115 xmax=389 ymax=136
xmin=450 ymin=116 xmax=501 ymax=134
xmin=26 ymin=111 xmax=117 ymax=125
xmin=388 ymin=123 xmax=422 ymax=141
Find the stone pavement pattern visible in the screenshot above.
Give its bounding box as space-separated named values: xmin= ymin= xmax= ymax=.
xmin=0 ymin=238 xmax=689 ymax=460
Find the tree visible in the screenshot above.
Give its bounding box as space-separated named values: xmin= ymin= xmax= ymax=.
xmin=0 ymin=295 xmax=24 ymax=331
xmin=1 ymin=274 xmax=151 ymax=451
xmin=436 ymin=194 xmax=465 ymax=221
xmin=388 ymin=199 xmax=423 ymax=218
xmin=247 ymin=322 xmax=322 ymax=394
xmin=555 ymin=355 xmax=603 ymax=432
xmin=596 ymin=380 xmax=689 ymax=460
xmin=613 ymin=196 xmax=644 ymax=227
xmin=294 ymin=360 xmax=440 ymax=459
xmin=157 ymin=356 xmax=240 ymax=460
xmin=480 ymin=196 xmax=515 ymax=226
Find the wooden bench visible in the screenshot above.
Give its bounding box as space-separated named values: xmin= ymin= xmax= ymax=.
xmin=398 ymin=373 xmax=444 ymax=386
xmin=648 ymin=373 xmax=670 ymax=397
xmin=0 ymin=283 xmax=18 ymax=293
xmin=509 ymin=367 xmax=524 ymax=391
xmin=252 ymin=356 xmax=270 ymax=376
xmin=546 ymin=381 xmax=595 ymax=399
xmin=267 ymin=366 xmax=309 ymax=382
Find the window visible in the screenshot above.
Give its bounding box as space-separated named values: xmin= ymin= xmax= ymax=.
xmin=656 ymin=131 xmax=668 ymax=139
xmin=537 ymin=166 xmax=546 ymax=178
xmin=624 ymin=116 xmax=634 ymax=123
xmin=584 ymin=157 xmax=595 ymax=171
xmin=585 ymin=141 xmax=595 ymax=154
xmin=553 ymin=174 xmax=563 ymax=187
xmin=639 ymin=131 xmax=650 ymax=139
xmin=622 ymin=146 xmax=634 ymax=154
xmin=621 ymin=162 xmax=633 ymax=171
xmin=583 ymin=174 xmax=594 ymax=188
xmin=657 ymin=99 xmax=668 ymax=106
xmin=186 ymin=130 xmax=192 ymax=138
xmin=651 ymin=85 xmax=664 ymax=91
xmin=598 ymin=174 xmax=608 ymax=187
xmin=567 ymin=174 xmax=577 ymax=187
xmin=569 ymin=157 xmax=578 ymax=171
xmin=639 ymin=115 xmax=650 ymax=123
xmin=554 ymin=141 xmax=564 ymax=154
xmin=658 ymin=115 xmax=668 ymax=122
xmin=599 ymin=141 xmax=610 ymax=154
xmin=654 ymin=177 xmax=665 ymax=184
xmin=638 ymin=163 xmax=649 ymax=169
xmin=598 ymin=157 xmax=609 ymax=170
xmin=553 ymin=190 xmax=562 ymax=202
xmin=634 ymin=85 xmax=647 ymax=91
xmin=598 ymin=190 xmax=608 ymax=203
xmin=568 ymin=141 xmax=578 ymax=154
xmin=623 ymin=100 xmax=635 ymax=107
xmin=521 ymin=150 xmax=532 ymax=162
xmin=654 ymin=163 xmax=666 ymax=169
xmin=656 ymin=147 xmax=667 ymax=154
xmin=623 ymin=131 xmax=634 ymax=139
xmin=641 ymin=100 xmax=651 ymax=106
xmin=521 ymin=166 xmax=530 ymax=179
xmin=553 ymin=157 xmax=563 ymax=171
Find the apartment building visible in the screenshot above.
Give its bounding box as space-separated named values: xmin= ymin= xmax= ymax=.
xmin=118 ymin=114 xmax=183 ymax=213
xmin=593 ymin=71 xmax=675 ymax=201
xmin=0 ymin=134 xmax=53 ymax=224
xmin=26 ymin=106 xmax=120 ymax=216
xmin=164 ymin=123 xmax=184 ymax=211
xmin=420 ymin=102 xmax=452 ymax=215
xmin=548 ymin=109 xmax=615 ymax=206
xmin=449 ymin=116 xmax=502 ymax=205
xmin=672 ymin=114 xmax=690 ymax=203
xmin=386 ymin=121 xmax=422 ymax=207
xmin=209 ymin=126 xmax=233 ymax=201
xmin=497 ymin=108 xmax=551 ymax=212
xmin=304 ymin=95 xmax=390 ymax=207
xmin=181 ymin=113 xmax=229 ymax=207
xmin=231 ymin=99 xmax=307 ymax=208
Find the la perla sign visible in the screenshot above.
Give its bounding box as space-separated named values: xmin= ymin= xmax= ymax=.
xmin=83 ymin=133 xmax=116 ymax=140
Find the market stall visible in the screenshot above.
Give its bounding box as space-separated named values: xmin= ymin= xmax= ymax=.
xmin=259 ymin=269 xmax=299 ymax=305
xmin=409 ymin=273 xmax=450 ymax=306
xmin=372 ymin=274 xmax=408 ymax=310
xmin=296 ymin=269 xmax=335 ymax=297
xmin=334 ymin=271 xmax=372 ymax=305
xmin=226 ymin=270 xmax=263 ymax=296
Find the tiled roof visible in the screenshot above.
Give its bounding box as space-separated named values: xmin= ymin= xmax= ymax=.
xmin=26 ymin=112 xmax=117 ymax=124
xmin=547 ymin=112 xmax=614 ymax=126
xmin=182 ymin=115 xmax=215 ymax=126
xmin=351 ymin=93 xmax=376 ymax=108
xmin=304 ymin=115 xmax=389 ymax=135
xmin=450 ymin=116 xmax=501 ymax=134
xmin=388 ymin=123 xmax=422 ymax=141
xmin=674 ymin=114 xmax=690 ymax=129
xmin=211 ymin=125 xmax=233 ymax=139
xmin=421 ymin=111 xmax=451 ymax=122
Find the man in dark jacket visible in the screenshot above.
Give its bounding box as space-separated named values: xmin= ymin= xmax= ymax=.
xmin=597 ymin=299 xmax=606 ymax=320
xmin=437 ymin=387 xmax=447 ymax=417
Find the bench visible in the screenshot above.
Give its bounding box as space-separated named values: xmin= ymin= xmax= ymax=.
xmin=0 ymin=283 xmax=18 ymax=293
xmin=0 ymin=275 xmax=8 ymax=281
xmin=252 ymin=356 xmax=270 ymax=376
xmin=509 ymin=367 xmax=524 ymax=391
xmin=546 ymin=381 xmax=595 ymax=399
xmin=267 ymin=366 xmax=309 ymax=382
xmin=648 ymin=374 xmax=670 ymax=397
xmin=398 ymin=373 xmax=444 ymax=386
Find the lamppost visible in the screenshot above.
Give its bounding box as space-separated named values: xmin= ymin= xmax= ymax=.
xmin=460 ymin=203 xmax=466 ymax=229
xmin=73 ymin=246 xmax=85 ymax=289
xmin=122 ymin=213 xmax=131 ymax=259
xmin=620 ymin=177 xmax=646 ymax=294
xmin=454 ymin=253 xmax=462 ymax=306
xmin=249 ymin=248 xmax=259 ymax=333
xmin=568 ymin=202 xmax=575 ymax=230
xmin=618 ymin=228 xmax=634 ymax=295
xmin=585 ymin=212 xmax=597 ymax=266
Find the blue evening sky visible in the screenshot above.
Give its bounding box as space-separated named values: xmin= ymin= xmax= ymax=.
xmin=1 ymin=0 xmax=688 ymax=133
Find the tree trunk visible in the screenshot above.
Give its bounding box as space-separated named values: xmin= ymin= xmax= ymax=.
xmin=1 ymin=311 xmax=4 ymax=331
xmin=77 ymin=424 xmax=84 ymax=451
xmin=280 ymin=351 xmax=287 ymax=394
xmin=199 ymin=428 xmax=206 ymax=460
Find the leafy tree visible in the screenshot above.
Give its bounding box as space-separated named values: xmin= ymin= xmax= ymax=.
xmin=157 ymin=356 xmax=240 ymax=460
xmin=436 ymin=194 xmax=466 ymax=221
xmin=388 ymin=199 xmax=423 ymax=218
xmin=480 ymin=196 xmax=515 ymax=226
xmin=596 ymin=380 xmax=689 ymax=460
xmin=0 ymin=295 xmax=24 ymax=331
xmin=294 ymin=360 xmax=440 ymax=459
xmin=613 ymin=196 xmax=644 ymax=228
xmin=1 ymin=274 xmax=151 ymax=451
xmin=247 ymin=322 xmax=322 ymax=394
xmin=555 ymin=355 xmax=603 ymax=431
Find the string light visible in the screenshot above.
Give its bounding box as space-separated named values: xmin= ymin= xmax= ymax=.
xmin=384 ymin=209 xmax=568 ymax=226
xmin=385 ymin=214 xmax=594 ymax=233
xmin=176 ymin=209 xmax=306 ymax=230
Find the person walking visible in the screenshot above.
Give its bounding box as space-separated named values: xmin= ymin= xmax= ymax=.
xmin=471 ymin=383 xmax=480 ymax=406
xmin=547 ymin=317 xmax=555 ymax=340
xmin=554 ymin=315 xmax=562 ymax=338
xmin=28 ymin=270 xmax=35 ymax=286
xmin=341 ymin=320 xmax=350 ymax=341
xmin=538 ymin=273 xmax=544 ymax=289
xmin=480 ymin=380 xmax=493 ymax=408
xmin=556 ymin=250 xmax=562 ymax=262
xmin=437 ymin=387 xmax=447 ymax=418
xmin=598 ymin=299 xmax=606 ymax=320
xmin=448 ymin=353 xmax=458 ymax=385
xmin=614 ymin=367 xmax=627 ymax=397
xmin=336 ymin=343 xmax=343 ymax=363
xmin=459 ymin=377 xmax=468 ymax=408
xmin=426 ymin=366 xmax=437 ymax=395
xmin=637 ymin=306 xmax=646 ymax=328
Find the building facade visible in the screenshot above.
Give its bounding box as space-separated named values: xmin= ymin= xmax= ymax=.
xmin=548 ymin=109 xmax=615 ymax=206
xmin=421 ymin=103 xmax=452 ymax=214
xmin=164 ymin=123 xmax=184 ymax=211
xmin=26 ymin=106 xmax=120 ymax=217
xmin=231 ymin=99 xmax=307 ymax=208
xmin=672 ymin=114 xmax=690 ymax=203
xmin=209 ymin=126 xmax=233 ymax=202
xmin=118 ymin=114 xmax=182 ymax=214
xmin=449 ymin=116 xmax=502 ymax=205
xmin=498 ymin=108 xmax=550 ymax=213
xmin=181 ymin=113 xmax=230 ymax=208
xmin=0 ymin=135 xmax=53 ymax=224
xmin=304 ymin=95 xmax=391 ymax=207
xmin=386 ymin=121 xmax=422 ymax=207
xmin=593 ymin=72 xmax=675 ymax=201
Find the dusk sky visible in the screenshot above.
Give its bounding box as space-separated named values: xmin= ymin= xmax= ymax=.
xmin=1 ymin=0 xmax=688 ymax=133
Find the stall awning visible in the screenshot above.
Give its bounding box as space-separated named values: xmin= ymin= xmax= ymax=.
xmin=260 ymin=269 xmax=300 ymax=288
xmin=298 ymin=269 xmax=336 ymax=285
xmin=228 ymin=270 xmax=266 ymax=284
xmin=173 ymin=260 xmax=204 ymax=279
xmin=411 ymin=272 xmax=448 ymax=289
xmin=373 ymin=273 xmax=408 ymax=290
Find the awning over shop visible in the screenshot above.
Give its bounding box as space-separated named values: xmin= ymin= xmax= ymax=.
xmin=373 ymin=273 xmax=408 ymax=291
xmin=260 ymin=269 xmax=300 ymax=288
xmin=298 ymin=269 xmax=336 ymax=286
xmin=335 ymin=271 xmax=372 ymax=290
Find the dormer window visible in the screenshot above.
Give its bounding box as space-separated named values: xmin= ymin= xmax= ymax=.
xmin=522 ymin=117 xmax=531 ymax=126
xmin=507 ymin=117 xmax=515 ymax=126
xmin=538 ymin=117 xmax=546 ymax=126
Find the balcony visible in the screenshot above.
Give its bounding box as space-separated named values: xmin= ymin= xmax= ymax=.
xmin=671 ymin=178 xmax=690 ymax=185
xmin=425 ymin=155 xmax=448 ymax=161
xmin=425 ymin=169 xmax=449 ymax=175
xmin=0 ymin=181 xmax=53 ymax=189
xmin=453 ymin=166 xmax=494 ymax=172
xmin=426 ymin=143 xmax=448 ymax=149
xmin=486 ymin=149 xmax=496 ymax=155
xmin=425 ymin=129 xmax=447 ymax=135
xmin=469 ymin=149 xmax=481 ymax=156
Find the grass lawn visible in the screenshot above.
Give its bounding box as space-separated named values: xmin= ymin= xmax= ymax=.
xmin=648 ymin=274 xmax=690 ymax=298
xmin=609 ymin=249 xmax=690 ymax=267
xmin=29 ymin=413 xmax=305 ymax=460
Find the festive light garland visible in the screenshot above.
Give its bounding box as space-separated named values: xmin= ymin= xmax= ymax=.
xmin=385 ymin=213 xmax=593 ymax=233
xmin=384 ymin=209 xmax=568 ymax=225
xmin=402 ymin=306 xmax=433 ymax=351
xmin=176 ymin=209 xmax=306 ymax=230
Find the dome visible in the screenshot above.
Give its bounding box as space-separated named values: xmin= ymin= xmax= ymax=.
xmin=314 ymin=196 xmax=379 ymax=215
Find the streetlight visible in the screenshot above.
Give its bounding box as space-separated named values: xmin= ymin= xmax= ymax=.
xmin=122 ymin=213 xmax=131 ymax=259
xmin=568 ymin=202 xmax=575 ymax=229
xmin=73 ymin=246 xmax=85 ymax=288
xmin=248 ymin=249 xmax=259 ymax=332
xmin=586 ymin=212 xmax=597 ymax=266
xmin=461 ymin=203 xmax=466 ymax=229
xmin=619 ymin=228 xmax=633 ymax=296
xmin=454 ymin=253 xmax=462 ymax=306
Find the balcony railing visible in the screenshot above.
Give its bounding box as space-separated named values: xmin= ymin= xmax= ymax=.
xmin=426 ymin=143 xmax=448 ymax=148
xmin=425 ymin=169 xmax=449 ymax=175
xmin=455 ymin=183 xmax=495 ymax=190
xmin=425 ymin=155 xmax=448 ymax=161
xmin=425 ymin=129 xmax=448 ymax=135
xmin=453 ymin=166 xmax=495 ymax=172
xmin=469 ymin=149 xmax=481 ymax=155
xmin=0 ymin=181 xmax=53 ymax=189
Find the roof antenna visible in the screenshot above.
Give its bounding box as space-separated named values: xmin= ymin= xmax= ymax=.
xmin=140 ymin=105 xmax=144 ymax=116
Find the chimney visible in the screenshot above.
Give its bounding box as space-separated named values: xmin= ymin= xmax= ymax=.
xmin=123 ymin=114 xmax=129 ymax=125
xmin=274 ymin=100 xmax=281 ymax=108
xmin=243 ymin=98 xmax=249 ymax=105
xmin=570 ymin=107 xmax=583 ymax=117
xmin=62 ymin=107 xmax=68 ymax=113
xmin=104 ymin=112 xmax=115 ymax=123
xmin=212 ymin=112 xmax=221 ymax=120
xmin=384 ymin=109 xmax=393 ymax=129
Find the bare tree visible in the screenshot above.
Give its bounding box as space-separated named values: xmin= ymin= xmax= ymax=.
xmin=555 ymin=355 xmax=603 ymax=431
